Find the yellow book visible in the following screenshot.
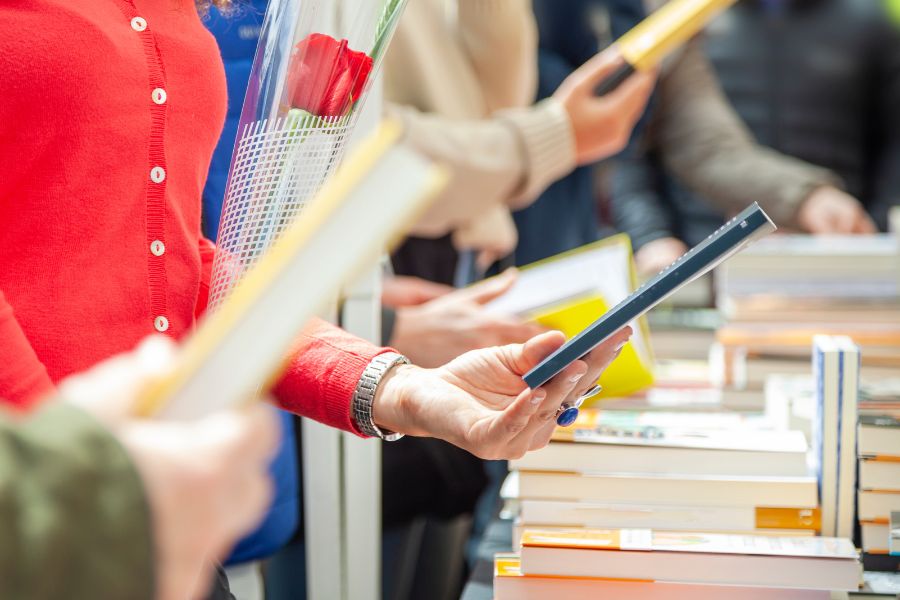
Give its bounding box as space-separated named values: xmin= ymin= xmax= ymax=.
xmin=485 ymin=235 xmax=654 ymax=402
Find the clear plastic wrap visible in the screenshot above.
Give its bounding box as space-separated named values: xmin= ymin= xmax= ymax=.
xmin=209 ymin=0 xmax=407 ymax=308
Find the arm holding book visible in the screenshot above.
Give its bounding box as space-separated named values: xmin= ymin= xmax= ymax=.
xmin=195 ymin=236 xmax=630 ymax=458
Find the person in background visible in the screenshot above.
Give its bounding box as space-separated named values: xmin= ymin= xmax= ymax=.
xmin=386 ymin=0 xmax=655 ymax=285
xmin=1 ymin=337 xmax=278 ymax=600
xmin=613 ymin=0 xmax=897 ymax=275
xmin=381 ymin=7 xmax=651 ymax=595
xmin=513 ymin=0 xmax=646 ymax=267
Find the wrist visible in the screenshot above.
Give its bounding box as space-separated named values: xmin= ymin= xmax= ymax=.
xmin=372 ymin=363 xmax=422 ymax=437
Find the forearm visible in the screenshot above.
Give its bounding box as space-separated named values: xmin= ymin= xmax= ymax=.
xmin=392 ymin=99 xmax=575 ymax=237
xmin=655 ymin=42 xmax=840 ymax=226
xmin=457 ymin=0 xmax=539 ymax=109
xmin=0 ymin=403 xmax=154 ymax=600
xmin=272 ymin=318 xmax=394 ymax=435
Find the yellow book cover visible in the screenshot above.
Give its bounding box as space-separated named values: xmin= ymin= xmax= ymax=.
xmin=486 ymin=235 xmax=655 ymax=402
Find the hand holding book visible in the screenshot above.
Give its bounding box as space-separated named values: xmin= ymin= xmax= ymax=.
xmin=371 ymin=328 xmax=631 ymax=460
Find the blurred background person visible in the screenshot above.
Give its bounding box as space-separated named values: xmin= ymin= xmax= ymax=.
xmin=386 ymin=0 xmax=655 ymax=285
xmin=1 ymin=338 xmax=279 ymax=600
xmin=612 ymin=0 xmax=898 ymax=275
xmin=513 ymin=0 xmax=647 ymax=266
xmin=377 ymin=3 xmax=653 ymax=598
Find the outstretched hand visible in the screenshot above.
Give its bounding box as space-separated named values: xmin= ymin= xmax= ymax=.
xmin=374 ymin=327 xmax=632 ymax=460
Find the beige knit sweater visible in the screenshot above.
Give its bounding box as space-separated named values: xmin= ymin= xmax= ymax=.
xmin=384 ymin=0 xmax=577 ymax=254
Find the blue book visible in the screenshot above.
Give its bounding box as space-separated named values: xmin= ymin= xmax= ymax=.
xmin=524 ymin=202 xmax=776 ymax=389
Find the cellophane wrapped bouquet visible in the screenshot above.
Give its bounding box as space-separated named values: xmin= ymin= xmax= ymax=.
xmin=208 ymin=0 xmax=407 ymax=308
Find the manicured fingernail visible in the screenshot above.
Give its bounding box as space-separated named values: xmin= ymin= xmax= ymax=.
xmin=531 ymin=389 xmax=546 ymax=405
xmin=569 ymin=372 xmax=586 ymax=383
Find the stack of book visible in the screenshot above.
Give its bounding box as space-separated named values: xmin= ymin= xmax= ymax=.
xmin=711 ymin=234 xmax=900 ymax=390
xmin=857 ymin=408 xmax=900 ymax=570
xmin=494 ymin=529 xmax=861 ymax=599
xmin=716 ymin=234 xmax=900 ymax=324
xmin=505 ymin=408 xmax=820 ymax=542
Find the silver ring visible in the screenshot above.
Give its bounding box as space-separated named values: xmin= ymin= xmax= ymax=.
xmin=578 ymin=384 xmax=603 ymax=402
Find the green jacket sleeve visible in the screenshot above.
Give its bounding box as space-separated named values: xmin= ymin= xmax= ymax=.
xmin=0 ymin=403 xmax=155 ymax=600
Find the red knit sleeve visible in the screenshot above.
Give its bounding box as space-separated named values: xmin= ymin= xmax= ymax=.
xmin=193 ymin=238 xmax=391 ymax=435
xmin=272 ymin=319 xmax=395 ymax=436
xmin=0 ymin=289 xmax=55 ymax=410
xmin=194 ymin=237 xmax=217 ymax=321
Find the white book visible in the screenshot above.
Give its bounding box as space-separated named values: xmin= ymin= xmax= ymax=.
xmin=514 ymin=470 xmax=818 ymax=508
xmin=511 ymin=429 xmax=809 ymax=477
xmin=859 ymin=414 xmax=900 ymax=457
xmin=859 ymin=459 xmax=900 ymax=492
xmin=835 ymin=336 xmax=860 ymax=539
xmin=861 ymin=521 xmax=891 ymax=553
xmin=494 ymin=554 xmax=830 ymax=600
xmin=517 ymin=499 xmax=819 ymax=532
xmin=812 ymin=335 xmax=842 ymax=536
xmin=519 ymin=529 xmax=860 ymax=591
xmin=858 ymin=490 xmax=900 ymax=521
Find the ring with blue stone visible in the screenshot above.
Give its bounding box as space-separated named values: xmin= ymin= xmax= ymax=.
xmin=555 ymin=384 xmax=603 ymax=427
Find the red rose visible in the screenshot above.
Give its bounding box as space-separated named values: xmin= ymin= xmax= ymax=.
xmin=285 ymin=33 xmax=374 ymax=118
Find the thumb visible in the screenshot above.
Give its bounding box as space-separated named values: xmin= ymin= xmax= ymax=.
xmin=571 ymin=46 xmax=628 ymax=94
xmin=504 ymin=330 xmax=567 ymax=375
xmin=460 ymin=268 xmax=519 ymax=305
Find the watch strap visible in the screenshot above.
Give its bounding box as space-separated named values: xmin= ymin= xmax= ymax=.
xmin=351 ymin=352 xmax=409 ymax=441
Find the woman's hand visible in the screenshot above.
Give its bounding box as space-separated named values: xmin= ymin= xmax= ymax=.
xmin=374 ymin=327 xmax=632 ymax=460
xmin=554 ymin=48 xmax=656 ymax=165
xmin=390 ymin=269 xmax=546 ymax=368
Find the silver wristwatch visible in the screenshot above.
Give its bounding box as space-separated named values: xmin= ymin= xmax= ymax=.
xmin=351 ymin=352 xmax=409 ymax=442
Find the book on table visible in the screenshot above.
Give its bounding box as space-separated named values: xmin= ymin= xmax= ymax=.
xmin=518 ymin=528 xmax=860 ymax=591
xmin=511 ymin=470 xmax=818 ymax=508
xmin=510 ymin=407 xmax=810 ymax=477
xmin=811 ymin=335 xmax=860 ymax=538
xmin=514 ymin=499 xmax=820 ymax=535
xmin=493 ymin=553 xmax=831 ymax=600
xmin=859 ymin=414 xmax=900 ymax=456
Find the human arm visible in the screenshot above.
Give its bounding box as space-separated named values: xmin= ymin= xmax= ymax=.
xmin=57 ymin=337 xmax=278 ymax=600
xmin=194 ymin=240 xmax=630 ymax=457
xmin=654 ymin=41 xmax=851 ymax=227
xmin=373 ymin=327 xmax=632 ymax=459
xmin=397 ymin=48 xmax=654 ymax=238
xmin=0 ymin=289 xmax=55 ymax=409
xmin=456 ymin=0 xmax=538 ymax=110
xmin=0 ymin=402 xmax=154 ymax=600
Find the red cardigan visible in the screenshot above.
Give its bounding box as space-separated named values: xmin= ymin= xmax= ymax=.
xmin=0 ymin=0 xmax=388 ymax=434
